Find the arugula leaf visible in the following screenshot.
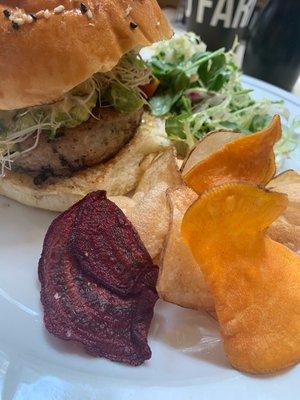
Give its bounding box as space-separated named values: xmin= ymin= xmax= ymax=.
xmin=149 ymin=69 xmax=190 ymax=116
xmin=149 ymin=47 xmax=227 ymax=119
xmin=198 ymin=53 xmax=230 ymax=91
xmin=165 ymin=112 xmax=191 ymax=139
xmin=173 ymin=96 xmax=192 ymax=114
xmin=149 ymin=94 xmax=179 ymax=116
xmin=147 ymin=33 xmax=297 ymax=159
xmin=249 ymin=114 xmax=272 ymax=132
xmin=189 ymin=51 xmax=211 ymax=64
xmin=149 ymin=59 xmax=173 ymax=78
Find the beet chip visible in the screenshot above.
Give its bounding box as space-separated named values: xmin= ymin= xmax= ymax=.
xmin=39 ymin=191 xmax=158 ymax=366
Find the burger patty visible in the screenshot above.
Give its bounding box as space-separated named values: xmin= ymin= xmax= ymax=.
xmin=13 ymin=107 xmax=143 ymax=184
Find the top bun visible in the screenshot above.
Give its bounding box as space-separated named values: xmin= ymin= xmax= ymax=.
xmin=0 ymin=0 xmax=172 ymax=110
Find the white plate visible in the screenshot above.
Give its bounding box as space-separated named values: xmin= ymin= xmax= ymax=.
xmin=0 ymin=77 xmax=299 ymax=400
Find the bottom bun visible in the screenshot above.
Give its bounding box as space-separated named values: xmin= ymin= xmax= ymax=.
xmin=0 ymin=113 xmax=170 ymax=212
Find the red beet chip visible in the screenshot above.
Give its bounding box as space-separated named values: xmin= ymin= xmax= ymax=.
xmin=39 ymin=191 xmax=158 ymax=366
xmin=70 ymin=191 xmax=154 ymax=296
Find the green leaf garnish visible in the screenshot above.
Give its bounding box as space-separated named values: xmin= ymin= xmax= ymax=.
xmin=147 ymin=32 xmax=299 ymax=160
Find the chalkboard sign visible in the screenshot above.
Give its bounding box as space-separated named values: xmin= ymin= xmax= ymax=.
xmin=186 ymin=0 xmax=256 ymax=50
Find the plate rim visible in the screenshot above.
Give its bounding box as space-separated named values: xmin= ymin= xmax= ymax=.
xmin=241 ymin=75 xmax=300 ymax=107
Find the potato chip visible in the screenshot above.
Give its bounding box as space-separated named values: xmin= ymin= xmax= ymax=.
xmin=134 ymin=148 xmax=182 ymax=195
xmin=183 ymin=116 xmax=281 ymax=194
xmin=182 ymin=183 xmax=300 ymax=374
xmin=123 ymin=148 xmax=182 ymax=259
xmin=267 ymin=170 xmax=300 ymax=251
xmin=181 ymin=131 xmax=241 ymax=174
xmin=157 ymin=186 xmax=214 ymax=311
xmin=109 ymin=196 xmax=136 ymax=214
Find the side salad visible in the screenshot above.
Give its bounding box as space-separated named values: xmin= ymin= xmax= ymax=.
xmin=146 ymin=33 xmax=299 ymax=158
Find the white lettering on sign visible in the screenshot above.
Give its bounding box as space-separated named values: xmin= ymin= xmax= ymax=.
xmin=232 ymin=0 xmax=256 ymax=28
xmin=197 ymin=0 xmax=213 ymax=24
xmin=185 ymin=0 xmax=193 ymax=18
xmin=211 ymin=0 xmax=234 ymax=28
xmin=186 ymin=0 xmax=257 ymax=29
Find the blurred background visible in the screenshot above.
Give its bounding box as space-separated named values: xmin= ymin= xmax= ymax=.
xmin=157 ymin=0 xmax=300 ymax=95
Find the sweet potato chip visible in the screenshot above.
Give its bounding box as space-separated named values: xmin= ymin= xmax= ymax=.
xmin=157 ymin=170 xmax=300 ymax=311
xmin=182 ymin=183 xmax=300 ymax=374
xmin=267 ymin=170 xmax=300 ymax=252
xmin=122 ymin=148 xmax=182 ymax=259
xmin=157 ymin=186 xmax=214 ymax=311
xmin=181 ymin=131 xmax=241 ymax=174
xmin=183 ymin=116 xmax=281 ymax=193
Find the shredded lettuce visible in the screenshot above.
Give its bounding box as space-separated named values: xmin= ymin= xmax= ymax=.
xmin=147 ymin=33 xmax=299 ymax=159
xmin=0 ymin=52 xmax=151 ymax=175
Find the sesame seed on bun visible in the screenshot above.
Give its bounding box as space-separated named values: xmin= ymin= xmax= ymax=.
xmin=0 ymin=0 xmax=172 ymax=110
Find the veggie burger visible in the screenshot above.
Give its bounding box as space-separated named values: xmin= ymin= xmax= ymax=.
xmin=0 ymin=0 xmax=172 ymax=208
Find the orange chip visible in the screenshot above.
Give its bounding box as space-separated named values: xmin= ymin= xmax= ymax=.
xmin=181 ymin=131 xmax=242 ymax=174
xmin=182 ymin=183 xmax=300 ymax=374
xmin=183 ymin=116 xmax=281 ymax=194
